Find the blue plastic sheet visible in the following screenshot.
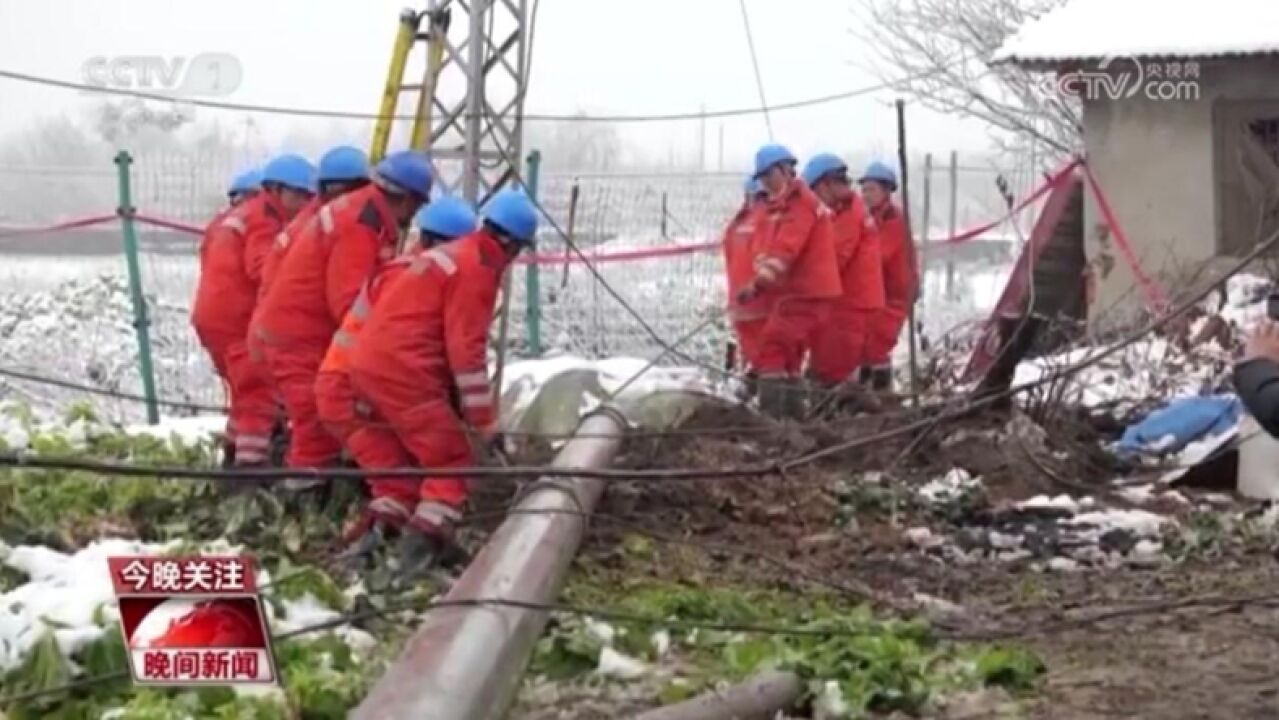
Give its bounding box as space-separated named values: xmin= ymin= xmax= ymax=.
xmin=1117 ymin=395 xmax=1241 ymax=457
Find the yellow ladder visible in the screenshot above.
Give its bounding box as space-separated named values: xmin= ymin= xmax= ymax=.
xmin=370 ymin=6 xmax=451 ymax=164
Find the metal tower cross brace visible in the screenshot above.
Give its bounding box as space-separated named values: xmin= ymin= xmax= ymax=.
xmin=418 ymin=0 xmax=529 ymax=205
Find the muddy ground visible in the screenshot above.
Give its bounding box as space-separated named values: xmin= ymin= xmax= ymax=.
xmin=510 ymin=400 xmax=1279 ymax=719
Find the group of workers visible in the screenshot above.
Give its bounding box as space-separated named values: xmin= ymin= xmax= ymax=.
xmin=191 ymin=145 xmax=539 ymax=575
xmin=723 ymin=143 xmax=917 ymax=417
xmin=191 ymin=139 xmax=914 ymax=573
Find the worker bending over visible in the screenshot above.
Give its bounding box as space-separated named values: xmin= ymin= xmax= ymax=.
xmin=342 ymin=189 xmax=539 ymax=576
xmin=859 ymin=162 xmax=918 ymax=391
xmin=802 ymin=153 xmax=886 ymax=391
xmin=257 ymin=146 xmax=370 ymax=304
xmin=314 ymin=196 xmax=478 ymax=460
xmin=192 ymin=154 xmax=316 ymax=468
xmin=252 ymin=150 xmax=431 ymax=494
xmin=722 ymin=177 xmax=769 ymax=376
xmin=736 ymin=144 xmax=841 ymax=418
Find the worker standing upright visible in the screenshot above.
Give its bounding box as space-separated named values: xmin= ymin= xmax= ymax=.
xmin=736 ymin=144 xmax=841 ymax=418
xmin=802 ymin=153 xmax=886 ymax=391
xmin=722 ymin=177 xmax=769 ymax=376
xmin=859 ymin=161 xmax=918 ymax=391
xmin=192 ymin=154 xmax=316 ymax=467
xmin=314 ymin=196 xmax=478 ymax=454
xmin=252 ymin=150 xmax=432 ymax=496
xmin=341 ymin=188 xmax=539 ymax=576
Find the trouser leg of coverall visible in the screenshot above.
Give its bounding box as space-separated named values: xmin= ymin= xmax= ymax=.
xmin=315 ymin=371 xmax=359 ymax=449
xmin=863 ymin=307 xmax=907 ymax=391
xmin=223 ymin=339 xmax=279 ymax=466
xmin=755 ymin=299 xmax=830 ymax=418
xmin=732 ymin=320 xmax=766 ymax=372
xmin=345 ymin=421 xmax=418 ymax=525
xmin=264 ymin=344 xmax=343 ymax=483
xmin=807 ymin=309 xmax=872 ymax=386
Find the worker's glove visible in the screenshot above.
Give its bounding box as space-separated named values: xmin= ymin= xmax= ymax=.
xmin=736 ymin=281 xmax=760 ymax=305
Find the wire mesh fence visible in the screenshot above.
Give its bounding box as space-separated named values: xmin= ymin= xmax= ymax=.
xmin=0 ymin=149 xmax=1039 ymax=421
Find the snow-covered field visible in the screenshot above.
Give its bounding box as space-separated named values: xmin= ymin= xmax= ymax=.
xmin=0 ymin=241 xmax=1015 ymax=423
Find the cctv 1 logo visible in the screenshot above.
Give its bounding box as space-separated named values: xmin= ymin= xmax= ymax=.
xmin=82 ymin=53 xmax=243 ymax=97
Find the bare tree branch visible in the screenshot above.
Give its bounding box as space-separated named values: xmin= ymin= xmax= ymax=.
xmin=856 ymin=0 xmax=1080 ymax=158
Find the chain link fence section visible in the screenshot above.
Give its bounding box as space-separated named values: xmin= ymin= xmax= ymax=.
xmin=130 ymin=152 xmax=241 ymax=414
xmin=504 ymin=171 xmax=743 ymax=367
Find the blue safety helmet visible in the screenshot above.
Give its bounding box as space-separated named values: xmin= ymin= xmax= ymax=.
xmin=481 ymin=188 xmax=539 ymax=245
xmin=416 ymin=196 xmax=478 ymax=239
xmin=261 ymin=154 xmax=317 ymax=194
xmin=228 ymin=168 xmax=262 ymax=196
xmin=753 ymin=143 xmax=797 ymax=178
xmin=859 ymin=161 xmax=899 ymax=191
xmin=801 ymin=153 xmax=848 ymax=188
xmin=317 ymin=145 xmax=369 ymax=183
xmin=375 ymin=150 xmax=433 ymax=199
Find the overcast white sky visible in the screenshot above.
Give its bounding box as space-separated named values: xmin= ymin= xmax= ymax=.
xmin=0 ymin=0 xmax=998 ymax=170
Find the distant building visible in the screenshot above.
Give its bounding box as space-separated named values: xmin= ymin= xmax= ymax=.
xmin=995 ymin=0 xmax=1279 ymax=320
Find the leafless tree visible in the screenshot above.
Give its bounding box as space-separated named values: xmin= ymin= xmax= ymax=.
xmin=854 ymin=0 xmax=1081 ymax=158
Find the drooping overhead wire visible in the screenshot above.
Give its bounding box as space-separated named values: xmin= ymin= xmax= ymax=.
xmin=0 ymin=67 xmax=939 ymax=124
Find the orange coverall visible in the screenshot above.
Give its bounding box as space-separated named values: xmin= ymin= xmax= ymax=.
xmin=808 ymin=193 xmax=887 ymax=384
xmin=748 ymin=179 xmax=842 ymax=379
xmin=346 ymin=230 xmax=509 ymax=532
xmin=251 ymin=185 xmax=401 ymax=469
xmin=313 ymin=256 xmax=414 ymax=446
xmin=865 ymin=200 xmax=918 ymax=367
xmin=721 ymin=198 xmax=770 ymax=370
xmin=191 ymin=193 xmax=291 ymax=465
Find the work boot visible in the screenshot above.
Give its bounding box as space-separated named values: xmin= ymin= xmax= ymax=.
xmin=781 ymin=378 xmax=808 ymax=420
xmin=335 ymin=517 xmax=391 ymax=575
xmin=868 ymin=366 xmax=894 ymax=392
xmin=282 ymin=479 xmax=333 ymax=518
xmin=220 ymin=441 xmax=236 ymax=469
xmin=394 ymin=501 xmax=468 ymax=584
xmin=756 ymin=377 xmax=787 ymax=418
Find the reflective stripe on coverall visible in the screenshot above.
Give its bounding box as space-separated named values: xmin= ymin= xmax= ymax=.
xmin=251 ymin=185 xmax=401 ymax=469
xmin=865 ymin=200 xmax=918 ymax=367
xmin=748 ymin=179 xmax=842 ymax=379
xmin=190 ymin=193 xmax=290 ymax=464
xmin=314 ymin=256 xmax=414 ymax=445
xmin=808 ymin=193 xmax=887 ymax=384
xmin=347 ymin=230 xmax=510 ymax=532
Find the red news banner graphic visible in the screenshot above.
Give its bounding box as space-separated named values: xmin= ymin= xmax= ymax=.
xmin=107 ymin=555 xmax=277 ymax=686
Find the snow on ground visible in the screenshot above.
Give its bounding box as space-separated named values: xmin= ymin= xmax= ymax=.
xmin=0 ymin=538 xmax=176 ymax=672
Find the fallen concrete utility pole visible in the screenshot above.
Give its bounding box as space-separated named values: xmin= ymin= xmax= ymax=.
xmin=352 ymin=405 xmax=629 ymax=720
xmin=633 ymin=670 xmax=803 ymax=720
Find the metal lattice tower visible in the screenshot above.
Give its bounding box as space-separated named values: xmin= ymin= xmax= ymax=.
xmin=383 ymin=0 xmax=530 ymax=205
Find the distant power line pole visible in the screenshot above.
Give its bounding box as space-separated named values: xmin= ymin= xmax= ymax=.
xmin=698 ymin=103 xmax=707 ymax=171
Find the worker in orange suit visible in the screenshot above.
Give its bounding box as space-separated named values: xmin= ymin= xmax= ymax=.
xmin=314 ymin=196 xmax=478 ymax=450
xmin=722 ymin=176 xmax=768 ymax=376
xmin=859 ymin=161 xmax=919 ymax=391
xmin=802 ymin=153 xmax=886 ymax=389
xmin=227 ymin=168 xmax=262 ymax=208
xmin=257 ymin=146 xmax=370 ymax=304
xmin=251 ymin=150 xmax=432 ymax=501
xmin=735 ymin=144 xmax=842 ymax=419
xmin=191 ymin=154 xmax=316 ymax=468
xmin=340 ymin=188 xmax=539 ymax=576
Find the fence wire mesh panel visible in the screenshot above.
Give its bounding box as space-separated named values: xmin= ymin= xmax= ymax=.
xmin=506 ymin=172 xmax=744 ymax=368
xmin=130 ymin=152 xmax=239 ymax=414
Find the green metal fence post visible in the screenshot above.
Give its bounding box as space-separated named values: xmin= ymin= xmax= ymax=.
xmin=524 ymin=149 xmax=543 ymax=357
xmin=114 ymin=150 xmax=161 ymax=424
